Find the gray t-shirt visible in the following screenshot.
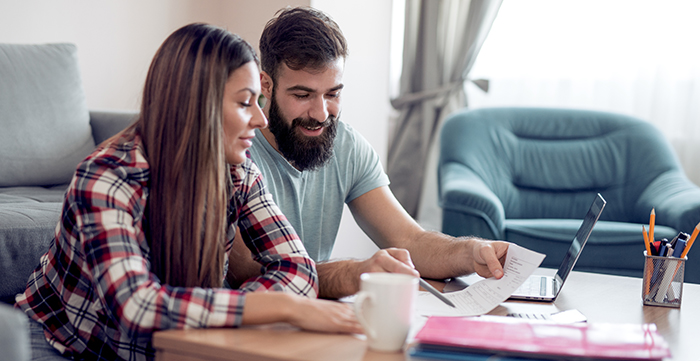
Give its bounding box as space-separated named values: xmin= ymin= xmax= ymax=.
xmin=248 ymin=121 xmax=390 ymax=261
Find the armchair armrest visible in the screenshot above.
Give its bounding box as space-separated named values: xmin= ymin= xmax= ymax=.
xmin=637 ymin=170 xmax=700 ymax=234
xmin=439 ymin=162 xmax=506 ymax=239
xmin=89 ymin=110 xmax=138 ymax=145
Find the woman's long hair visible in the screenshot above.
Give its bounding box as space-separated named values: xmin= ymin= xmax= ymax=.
xmin=136 ymin=23 xmax=258 ymax=288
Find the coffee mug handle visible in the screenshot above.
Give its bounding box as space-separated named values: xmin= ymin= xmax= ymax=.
xmin=354 ymin=291 xmax=377 ymax=340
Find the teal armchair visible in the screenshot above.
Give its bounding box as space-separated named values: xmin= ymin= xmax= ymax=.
xmin=438 ymin=107 xmax=700 ymax=283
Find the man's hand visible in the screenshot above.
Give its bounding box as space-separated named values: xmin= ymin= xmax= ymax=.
xmin=471 ymin=240 xmax=509 ymax=279
xmin=317 ymin=248 xmax=419 ymax=299
xmin=358 ymin=248 xmax=420 ymax=277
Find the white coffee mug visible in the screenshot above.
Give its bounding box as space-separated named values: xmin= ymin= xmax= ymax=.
xmin=354 ymin=272 xmax=418 ymax=352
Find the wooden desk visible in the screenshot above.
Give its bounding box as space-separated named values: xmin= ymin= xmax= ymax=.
xmin=153 ymin=271 xmax=699 ymax=361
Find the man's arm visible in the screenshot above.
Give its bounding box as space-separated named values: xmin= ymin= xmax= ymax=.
xmin=226 ymin=227 xmax=263 ymax=289
xmin=316 ymin=248 xmax=418 ymax=299
xmin=347 ymin=186 xmax=508 ymax=281
xmin=315 ymin=186 xmax=508 ymax=299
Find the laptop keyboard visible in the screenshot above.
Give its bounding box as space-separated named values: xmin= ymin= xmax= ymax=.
xmin=507 ymin=312 xmax=549 ymax=320
xmin=514 ymin=276 xmax=548 ymax=296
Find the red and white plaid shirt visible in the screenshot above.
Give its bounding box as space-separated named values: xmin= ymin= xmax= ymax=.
xmin=15 ymin=135 xmax=317 ymax=360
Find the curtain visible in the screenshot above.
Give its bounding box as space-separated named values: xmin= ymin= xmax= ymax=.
xmin=466 ymin=0 xmax=700 ymax=187
xmin=387 ymin=0 xmax=502 ymax=220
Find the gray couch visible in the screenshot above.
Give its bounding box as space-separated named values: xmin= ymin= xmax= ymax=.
xmin=0 ymin=43 xmax=136 ymax=305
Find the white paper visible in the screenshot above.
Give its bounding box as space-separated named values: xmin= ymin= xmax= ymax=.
xmin=416 ymin=243 xmax=546 ymax=317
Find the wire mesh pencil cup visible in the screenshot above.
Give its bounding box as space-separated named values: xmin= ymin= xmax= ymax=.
xmin=642 ymin=251 xmax=685 ymax=307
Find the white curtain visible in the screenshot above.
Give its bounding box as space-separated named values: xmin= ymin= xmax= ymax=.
xmin=388 ymin=0 xmax=502 ymax=218
xmin=416 ymin=0 xmax=700 ymax=230
xmin=467 ymin=0 xmax=700 ymax=185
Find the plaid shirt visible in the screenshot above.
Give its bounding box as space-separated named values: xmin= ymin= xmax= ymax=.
xmin=15 ymin=135 xmax=317 ymax=361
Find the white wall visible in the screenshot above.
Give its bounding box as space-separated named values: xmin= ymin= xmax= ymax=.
xmin=0 ymin=0 xmax=307 ymax=110
xmin=0 ymin=0 xmax=395 ymax=262
xmin=312 ymin=0 xmax=394 ymax=261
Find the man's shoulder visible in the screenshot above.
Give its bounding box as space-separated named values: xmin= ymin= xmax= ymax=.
xmin=333 ymin=121 xmax=374 ymax=154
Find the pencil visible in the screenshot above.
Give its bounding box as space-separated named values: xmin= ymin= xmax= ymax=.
xmin=680 ymin=221 xmax=700 ymax=259
xmin=649 ymin=208 xmax=656 ymax=245
xmin=643 ymin=225 xmax=653 ymax=297
xmin=643 ymin=225 xmax=651 ymax=256
xmin=419 ymin=278 xmax=456 ymax=308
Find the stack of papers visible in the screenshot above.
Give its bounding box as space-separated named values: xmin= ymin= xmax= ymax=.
xmin=411 ymin=315 xmax=671 ymax=361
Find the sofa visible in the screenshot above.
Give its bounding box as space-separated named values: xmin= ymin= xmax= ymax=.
xmin=438 ymin=107 xmax=700 ymax=283
xmin=0 ymin=43 xmax=136 ymax=305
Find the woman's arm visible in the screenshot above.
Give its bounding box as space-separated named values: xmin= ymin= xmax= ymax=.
xmin=242 ymin=292 xmax=362 ymax=333
xmin=74 ymin=152 xmax=251 ymax=336
xmin=231 ymin=160 xmax=319 ymax=296
xmin=77 ymin=153 xmax=356 ymax=338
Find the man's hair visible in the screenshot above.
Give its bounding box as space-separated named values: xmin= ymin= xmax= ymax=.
xmin=130 ymin=23 xmax=258 ymax=288
xmin=260 ymin=6 xmax=348 ymax=81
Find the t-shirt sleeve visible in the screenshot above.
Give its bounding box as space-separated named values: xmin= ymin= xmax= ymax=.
xmin=344 ymin=125 xmax=391 ymax=203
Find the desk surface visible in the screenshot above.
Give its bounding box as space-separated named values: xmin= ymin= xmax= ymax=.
xmin=153 ymin=271 xmax=698 ymax=361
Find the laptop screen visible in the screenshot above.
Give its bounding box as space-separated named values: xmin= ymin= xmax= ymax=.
xmin=553 ymin=193 xmax=607 ymax=294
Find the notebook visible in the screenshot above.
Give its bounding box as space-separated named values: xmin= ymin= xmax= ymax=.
xmin=509 ymin=193 xmax=606 ymax=301
xmin=412 ymin=315 xmax=671 ymax=361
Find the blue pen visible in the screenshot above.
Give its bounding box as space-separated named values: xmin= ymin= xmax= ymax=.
xmin=658 ymin=239 xmax=670 ymax=257
xmin=672 ymin=239 xmax=687 ymax=258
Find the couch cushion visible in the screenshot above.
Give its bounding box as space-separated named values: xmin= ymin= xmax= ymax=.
xmin=0 ymin=43 xmax=95 ymax=187
xmin=0 ymin=185 xmax=66 ymax=304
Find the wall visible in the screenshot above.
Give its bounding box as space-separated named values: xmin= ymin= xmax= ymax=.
xmin=312 ymin=0 xmax=394 ymax=261
xmin=0 ymin=0 xmax=307 ymax=110
xmin=0 ymin=0 xmax=394 ymax=262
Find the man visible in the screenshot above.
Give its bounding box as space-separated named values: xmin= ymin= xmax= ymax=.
xmin=227 ymin=6 xmax=509 ymax=299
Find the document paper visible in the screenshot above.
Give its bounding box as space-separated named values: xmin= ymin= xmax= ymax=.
xmin=416 ymin=244 xmax=545 ymax=317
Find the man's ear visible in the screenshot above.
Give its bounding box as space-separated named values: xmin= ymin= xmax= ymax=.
xmin=260 ymin=71 xmax=273 ymax=99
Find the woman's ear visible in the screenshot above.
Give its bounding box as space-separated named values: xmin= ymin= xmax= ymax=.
xmin=260 ymin=71 xmax=273 ymax=100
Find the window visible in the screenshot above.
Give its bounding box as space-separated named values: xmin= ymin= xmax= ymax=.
xmin=467 ymin=0 xmax=700 ymax=184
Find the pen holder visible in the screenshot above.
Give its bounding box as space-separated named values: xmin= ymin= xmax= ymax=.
xmin=642 ymin=251 xmax=686 ymax=307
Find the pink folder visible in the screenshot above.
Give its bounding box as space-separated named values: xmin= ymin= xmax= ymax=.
xmin=414 ymin=316 xmax=671 ymax=360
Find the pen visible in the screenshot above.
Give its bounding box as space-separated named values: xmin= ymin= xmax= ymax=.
xmin=658 ymin=239 xmax=669 ymax=257
xmin=669 ymin=232 xmax=687 ymax=249
xmin=681 ymin=221 xmax=700 ymax=259
xmin=672 ymin=239 xmax=687 ymax=258
xmin=652 ymin=241 xmax=661 ymax=256
xmin=419 ymin=278 xmax=456 ymax=308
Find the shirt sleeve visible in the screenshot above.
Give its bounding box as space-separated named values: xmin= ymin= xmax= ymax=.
xmin=230 ymin=159 xmax=318 ymax=297
xmin=344 ymin=124 xmax=391 ymax=203
xmin=74 ymin=155 xmax=248 ymax=339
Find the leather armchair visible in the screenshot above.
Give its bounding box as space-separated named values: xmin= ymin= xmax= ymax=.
xmin=439 ymin=107 xmax=700 ymax=283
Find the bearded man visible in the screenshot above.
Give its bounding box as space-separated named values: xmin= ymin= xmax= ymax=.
xmin=227 ymin=6 xmax=510 ymax=299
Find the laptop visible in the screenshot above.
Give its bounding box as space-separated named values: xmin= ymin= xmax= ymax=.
xmin=509 ymin=193 xmax=606 ymax=302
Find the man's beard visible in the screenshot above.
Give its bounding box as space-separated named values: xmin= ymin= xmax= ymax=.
xmin=266 ymin=90 xmax=338 ymax=171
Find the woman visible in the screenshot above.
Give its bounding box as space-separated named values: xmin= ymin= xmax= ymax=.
xmin=16 ymin=23 xmax=362 ymax=361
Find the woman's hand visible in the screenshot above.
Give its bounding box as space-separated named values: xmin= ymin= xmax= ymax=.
xmin=286 ymin=297 xmax=364 ymax=334
xmin=242 ymin=292 xmax=363 ymax=334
